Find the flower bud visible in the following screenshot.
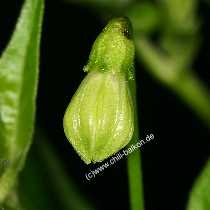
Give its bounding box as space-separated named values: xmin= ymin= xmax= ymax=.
xmin=63 ymin=17 xmax=135 ymax=164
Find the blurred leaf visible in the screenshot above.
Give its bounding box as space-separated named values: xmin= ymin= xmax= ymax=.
xmin=2 ymin=189 xmax=24 ymax=210
xmin=33 ymin=130 xmax=96 ymax=210
xmin=187 ymin=159 xmax=210 ymax=210
xmin=159 ymin=0 xmax=199 ymax=67
xmin=17 ymin=129 xmax=96 ymax=210
xmin=64 ymin=0 xmax=134 ymax=15
xmin=136 ymin=37 xmax=210 ymax=127
xmin=136 ymin=37 xmax=180 ymax=85
xmin=126 ymin=2 xmax=161 ymax=35
xmin=160 ymin=0 xmax=198 ymax=33
xmin=18 ymin=140 xmax=65 ymax=210
xmin=0 ymin=0 xmax=44 ymax=203
xmin=160 ymin=33 xmax=200 ymax=68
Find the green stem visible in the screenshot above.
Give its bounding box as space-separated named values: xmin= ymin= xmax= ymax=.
xmin=127 ymin=74 xmax=144 ymax=210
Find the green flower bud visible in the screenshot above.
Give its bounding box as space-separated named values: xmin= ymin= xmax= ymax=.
xmin=63 ymin=17 xmax=135 ymax=164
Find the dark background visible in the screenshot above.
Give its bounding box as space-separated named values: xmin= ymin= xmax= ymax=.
xmin=0 ymin=1 xmax=210 ymax=210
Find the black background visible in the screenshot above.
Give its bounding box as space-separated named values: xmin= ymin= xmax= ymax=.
xmin=0 ymin=0 xmax=210 ymax=210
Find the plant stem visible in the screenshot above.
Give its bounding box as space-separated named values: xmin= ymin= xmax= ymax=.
xmin=127 ymin=74 xmax=144 ymax=210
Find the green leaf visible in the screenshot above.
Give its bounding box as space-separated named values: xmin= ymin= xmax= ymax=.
xmin=187 ymin=159 xmax=210 ymax=210
xmin=0 ymin=0 xmax=44 ymax=202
